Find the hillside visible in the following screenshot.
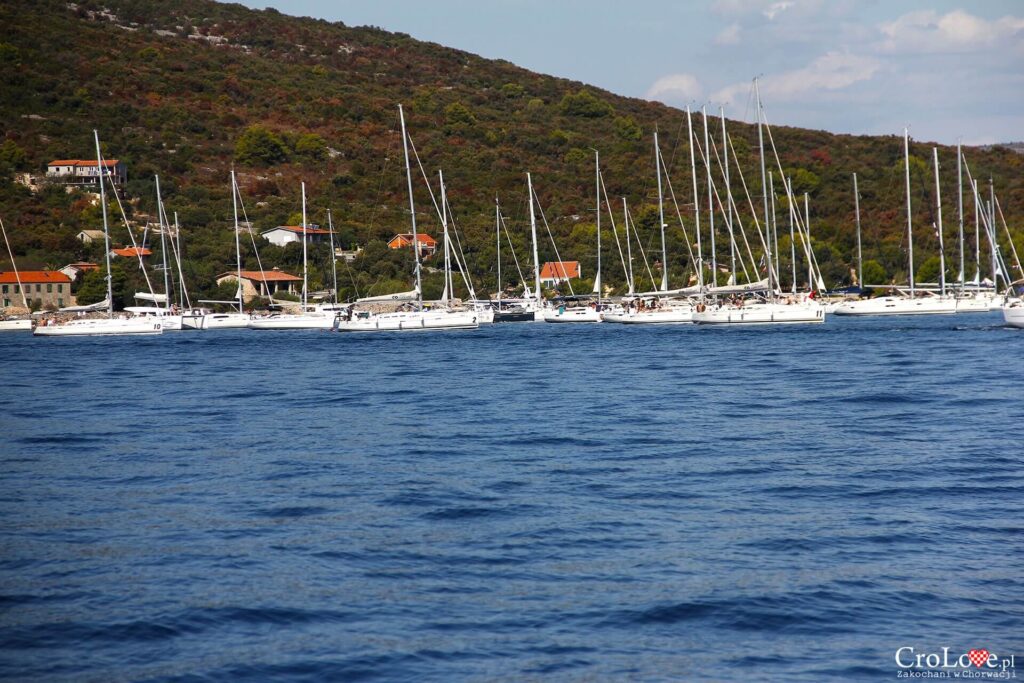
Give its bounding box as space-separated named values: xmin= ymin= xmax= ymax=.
xmin=1 ymin=0 xmax=1021 ymax=306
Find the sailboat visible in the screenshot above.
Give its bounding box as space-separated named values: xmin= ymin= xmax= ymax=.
xmin=538 ymin=157 xmax=601 ymax=324
xmin=603 ymin=131 xmax=695 ymax=324
xmin=250 ymin=182 xmax=338 ymax=330
xmin=0 ymin=217 xmax=32 ymax=331
xmin=35 ymin=132 xmax=162 ymax=337
xmin=692 ymin=85 xmax=823 ymax=325
xmin=124 ymin=176 xmax=186 ymax=330
xmin=335 ymin=104 xmax=478 ymax=332
xmin=834 ymin=133 xmax=956 ymax=317
xmin=185 ymin=171 xmax=255 ymax=329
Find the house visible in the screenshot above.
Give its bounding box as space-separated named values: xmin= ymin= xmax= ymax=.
xmin=335 ymin=246 xmax=363 ymax=262
xmin=59 ymin=262 xmax=100 ymax=281
xmin=260 ymin=225 xmax=331 ymax=247
xmin=46 ymin=159 xmax=127 ymax=186
xmin=215 ymin=268 xmax=302 ymax=302
xmin=1 ymin=271 xmax=74 ymax=311
xmin=539 ymin=261 xmax=581 ymax=286
xmin=388 ymin=233 xmax=437 ymax=255
xmin=110 ymin=247 xmax=152 ymax=259
xmin=76 ymin=229 xmax=106 ymax=244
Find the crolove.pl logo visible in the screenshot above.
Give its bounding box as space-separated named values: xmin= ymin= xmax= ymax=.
xmin=896 ymin=647 xmax=1017 ymax=679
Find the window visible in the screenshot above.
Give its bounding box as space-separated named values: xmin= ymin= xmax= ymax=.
xmin=47 ymin=284 xmax=53 ymax=293
xmin=58 ymin=284 xmax=63 ymax=293
xmin=36 ymin=284 xmax=41 ymax=293
xmin=13 ymin=285 xmax=18 ymax=294
xmin=2 ymin=284 xmax=7 ymax=293
xmin=58 ymin=299 xmax=64 ymax=307
xmin=3 ymin=299 xmax=8 ymax=307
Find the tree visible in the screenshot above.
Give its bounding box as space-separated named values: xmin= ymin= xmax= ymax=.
xmin=861 ymin=259 xmax=887 ymax=286
xmin=614 ymin=116 xmax=641 ymax=141
xmin=235 ymin=125 xmax=289 ymax=165
xmin=559 ymin=89 xmax=612 ymax=118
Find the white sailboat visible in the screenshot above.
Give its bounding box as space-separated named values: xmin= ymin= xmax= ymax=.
xmin=35 ymin=132 xmax=162 ymax=337
xmin=336 ymin=104 xmax=478 ymax=333
xmin=0 ymin=217 xmax=32 ymax=331
xmin=1003 ymin=298 xmax=1024 ymax=328
xmin=250 ymin=182 xmax=336 ymax=330
xmin=834 ymin=131 xmax=956 ymax=317
xmin=693 ymin=83 xmax=822 ymax=325
xmin=539 ymin=155 xmax=601 ymax=323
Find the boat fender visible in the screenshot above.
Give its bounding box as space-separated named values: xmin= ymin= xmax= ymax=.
xmin=696 ymin=303 xmax=706 ymax=313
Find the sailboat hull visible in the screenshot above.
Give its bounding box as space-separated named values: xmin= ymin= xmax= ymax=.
xmin=692 ymin=301 xmax=824 ymax=325
xmin=249 ymin=312 xmax=335 ymax=330
xmin=0 ymin=318 xmax=32 ymax=332
xmin=604 ymin=306 xmax=694 ymax=324
xmin=336 ymin=309 xmax=479 ymax=332
xmin=33 ymin=318 xmax=163 ymax=336
xmin=540 ymin=307 xmax=602 ymax=323
xmin=832 ymin=296 xmax=957 ymax=316
xmin=1004 ymin=302 xmax=1024 ymax=328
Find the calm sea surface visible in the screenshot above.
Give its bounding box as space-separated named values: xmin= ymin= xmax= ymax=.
xmin=1 ymin=314 xmax=1022 ymax=681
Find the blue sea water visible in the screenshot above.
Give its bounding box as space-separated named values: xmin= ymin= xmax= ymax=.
xmin=0 ymin=314 xmax=1022 ymax=682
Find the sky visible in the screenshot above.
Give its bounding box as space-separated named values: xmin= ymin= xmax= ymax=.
xmin=237 ymin=1 xmax=1024 ymax=145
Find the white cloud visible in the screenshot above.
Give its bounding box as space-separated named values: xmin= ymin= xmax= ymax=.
xmin=763 ymin=1 xmax=793 ymax=21
xmin=645 ymin=73 xmax=703 ymax=103
xmin=715 ymin=23 xmax=742 ymax=45
xmin=879 ymin=9 xmax=1024 ymax=53
xmin=711 ymin=51 xmax=880 ymax=106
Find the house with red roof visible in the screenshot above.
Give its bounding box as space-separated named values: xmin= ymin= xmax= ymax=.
xmin=539 ymin=261 xmax=580 ymax=286
xmin=110 ymin=247 xmax=152 ymax=259
xmin=46 ymin=159 xmax=126 ymax=186
xmin=215 ymin=268 xmax=302 ymax=302
xmin=388 ymin=233 xmax=437 ymax=255
xmin=261 ymin=225 xmax=331 ymax=248
xmin=1 ymin=270 xmax=74 ymax=311
xmin=59 ymin=262 xmax=100 ymax=282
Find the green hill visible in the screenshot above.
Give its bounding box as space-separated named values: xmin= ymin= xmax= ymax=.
xmin=1 ymin=0 xmax=1021 ymax=306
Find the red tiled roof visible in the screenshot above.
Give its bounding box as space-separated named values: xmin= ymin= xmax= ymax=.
xmin=388 ymin=233 xmax=437 ymax=246
xmin=111 ymin=247 xmax=152 ymax=257
xmin=540 ymin=261 xmax=580 ymax=279
xmin=222 ymin=270 xmax=302 ymax=282
xmin=48 ymin=159 xmax=120 ymax=167
xmin=0 ymin=270 xmax=73 ymax=284
xmin=65 ymin=262 xmax=99 ymax=269
xmin=266 ymin=225 xmax=331 ymax=235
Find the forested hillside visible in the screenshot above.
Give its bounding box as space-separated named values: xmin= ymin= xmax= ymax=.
xmin=1 ymin=0 xmax=1021 ymax=305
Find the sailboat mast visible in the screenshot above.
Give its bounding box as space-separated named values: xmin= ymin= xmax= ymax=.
xmin=0 ymin=218 xmax=29 ymax=309
xmin=398 ymin=104 xmax=423 ymax=307
xmin=231 ymin=170 xmax=243 ymax=312
xmin=721 ymin=106 xmax=736 ymax=285
xmin=155 ymin=175 xmax=171 ymax=309
xmin=94 ymin=130 xmax=114 ymax=318
xmin=326 ymin=209 xmax=337 ymax=304
xmin=804 ymin=193 xmax=812 ymax=291
xmin=301 ymin=181 xmax=308 ymax=308
xmin=788 ymin=177 xmax=797 ymax=294
xmin=594 ymin=150 xmax=602 ymax=301
xmin=989 ymin=179 xmax=997 ymax=290
xmin=853 ymin=173 xmax=863 ymax=287
xmin=703 ymin=107 xmax=716 ymax=284
xmin=624 ymin=198 xmax=634 ymax=295
xmin=768 ymin=171 xmax=777 ymax=291
xmin=933 ymin=148 xmax=946 ymax=297
xmin=904 ymin=128 xmax=915 ymax=297
xmin=973 ymin=178 xmax=980 ymax=282
xmin=440 ymin=169 xmax=451 ymax=304
xmin=956 ymin=141 xmax=965 ymax=287
xmin=755 ymin=78 xmax=771 ymax=293
xmin=686 ymin=107 xmax=703 ymax=291
xmin=654 ymin=132 xmax=667 ymax=291
xmin=174 ymin=212 xmax=186 ymax=307
xmin=495 ymin=197 xmax=501 ymax=306
xmin=527 ymin=172 xmax=541 ymax=303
